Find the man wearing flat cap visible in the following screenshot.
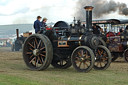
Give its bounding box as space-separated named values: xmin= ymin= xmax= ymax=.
xmin=34 ymin=16 xmax=42 ymax=33
xmin=41 ymin=17 xmax=48 ymax=28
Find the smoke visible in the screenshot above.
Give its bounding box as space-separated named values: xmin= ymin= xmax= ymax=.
xmin=75 ymin=0 xmax=128 ymax=20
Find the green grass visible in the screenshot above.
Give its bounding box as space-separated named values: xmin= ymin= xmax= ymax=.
xmin=0 ymin=68 xmax=128 ymax=85
xmin=0 ymin=48 xmax=128 ymax=85
xmin=0 ymin=74 xmax=40 ymax=85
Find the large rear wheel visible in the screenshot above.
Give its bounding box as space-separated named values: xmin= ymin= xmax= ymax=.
xmin=23 ymin=34 xmax=53 ymax=71
xmin=71 ymin=46 xmax=95 ymax=72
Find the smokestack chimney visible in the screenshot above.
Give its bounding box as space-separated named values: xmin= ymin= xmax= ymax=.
xmin=84 ymin=6 xmax=94 ymax=32
xmin=16 ymin=29 xmax=19 ymax=39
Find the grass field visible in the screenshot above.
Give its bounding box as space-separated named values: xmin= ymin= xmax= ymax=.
xmin=0 ymin=47 xmax=128 ymax=85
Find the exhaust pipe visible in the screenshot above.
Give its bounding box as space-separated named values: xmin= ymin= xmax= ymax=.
xmin=84 ymin=6 xmax=94 ymax=32
xmin=16 ymin=29 xmax=19 ymax=39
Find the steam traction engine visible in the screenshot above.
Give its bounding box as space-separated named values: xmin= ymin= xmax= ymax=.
xmin=11 ymin=29 xmax=32 ymax=51
xmin=23 ymin=6 xmax=111 ymax=72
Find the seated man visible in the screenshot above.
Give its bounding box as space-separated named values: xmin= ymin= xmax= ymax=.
xmin=33 ymin=16 xmax=42 ymax=33
xmin=92 ymin=24 xmax=104 ymax=35
xmin=92 ymin=24 xmax=100 ymax=34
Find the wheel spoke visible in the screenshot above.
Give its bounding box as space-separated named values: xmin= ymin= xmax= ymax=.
xmin=34 ymin=57 xmax=36 ymax=66
xmin=28 ymin=42 xmax=35 ymax=48
xmin=40 ymin=54 xmax=46 ymax=57
xmin=102 ymin=57 xmax=108 ymax=61
xmin=103 ymin=52 xmax=107 ymax=57
xmin=29 ymin=48 xmax=33 ymax=51
xmin=29 ymin=57 xmax=36 ymax=63
xmin=40 ymin=56 xmax=44 ymax=63
xmin=76 ymin=57 xmax=80 ymax=60
xmin=85 ymin=51 xmax=88 ymax=56
xmin=42 ymin=51 xmax=46 ymax=53
xmin=84 ymin=62 xmax=89 ymax=67
xmin=26 ymin=52 xmax=32 ymax=55
xmin=78 ymin=52 xmax=82 ymax=57
xmin=100 ymin=50 xmax=104 ymax=55
xmin=36 ymin=58 xmax=39 ymax=67
xmin=86 ymin=60 xmax=91 ymax=63
xmin=38 ymin=56 xmax=43 ymax=64
xmin=75 ymin=60 xmax=80 ymax=63
xmin=33 ymin=41 xmax=36 ymax=48
xmin=78 ymin=62 xmax=82 ymax=68
xmin=86 ymin=56 xmax=90 ymax=59
xmin=96 ymin=61 xmax=100 ymax=66
xmin=98 ymin=50 xmax=101 ymax=56
xmin=103 ymin=61 xmax=107 ymax=64
xmin=37 ymin=40 xmax=41 ymax=49
xmin=81 ymin=50 xmax=84 ymax=56
xmin=99 ymin=62 xmax=102 ymax=67
xmin=40 ymin=47 xmax=45 ymax=50
xmin=83 ymin=62 xmax=86 ymax=68
xmin=35 ymin=38 xmax=38 ymax=45
xmin=30 ymin=54 xmax=34 ymax=58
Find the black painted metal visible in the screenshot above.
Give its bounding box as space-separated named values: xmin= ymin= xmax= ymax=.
xmin=84 ymin=6 xmax=93 ymax=33
xmin=16 ymin=29 xmax=19 ymax=39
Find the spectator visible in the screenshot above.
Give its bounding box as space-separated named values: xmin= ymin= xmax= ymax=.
xmin=34 ymin=16 xmax=42 ymax=33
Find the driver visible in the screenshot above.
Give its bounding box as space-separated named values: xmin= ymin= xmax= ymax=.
xmin=41 ymin=17 xmax=48 ymax=29
xmin=35 ymin=17 xmax=48 ymax=34
xmin=92 ymin=24 xmax=100 ymax=34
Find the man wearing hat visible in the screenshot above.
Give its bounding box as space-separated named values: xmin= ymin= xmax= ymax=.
xmin=34 ymin=16 xmax=42 ymax=33
xmin=92 ymin=24 xmax=101 ymax=34
xmin=41 ymin=17 xmax=48 ymax=28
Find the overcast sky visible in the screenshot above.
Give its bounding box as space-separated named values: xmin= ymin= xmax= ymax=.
xmin=0 ymin=0 xmax=127 ymax=25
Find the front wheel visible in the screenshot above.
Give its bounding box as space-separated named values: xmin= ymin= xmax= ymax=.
xmin=71 ymin=46 xmax=95 ymax=73
xmin=94 ymin=45 xmax=112 ymax=70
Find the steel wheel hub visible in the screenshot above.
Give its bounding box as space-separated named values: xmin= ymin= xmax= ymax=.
xmin=33 ymin=49 xmax=40 ymax=56
xmin=80 ymin=57 xmax=85 ymax=62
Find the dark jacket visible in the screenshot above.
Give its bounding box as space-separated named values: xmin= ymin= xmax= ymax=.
xmin=34 ymin=20 xmax=42 ymax=33
xmin=92 ymin=26 xmax=100 ymax=34
xmin=41 ymin=21 xmax=47 ymax=29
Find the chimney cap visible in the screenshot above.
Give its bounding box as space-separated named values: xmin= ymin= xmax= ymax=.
xmin=84 ymin=6 xmax=94 ymax=11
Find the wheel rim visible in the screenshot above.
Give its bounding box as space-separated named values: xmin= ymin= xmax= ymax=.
xmin=94 ymin=47 xmax=109 ymax=69
xmin=24 ymin=37 xmax=46 ymax=68
xmin=124 ymin=50 xmax=128 ymax=62
xmin=72 ymin=48 xmax=93 ymax=71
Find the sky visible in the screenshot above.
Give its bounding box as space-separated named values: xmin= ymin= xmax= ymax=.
xmin=0 ymin=0 xmax=127 ymax=25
